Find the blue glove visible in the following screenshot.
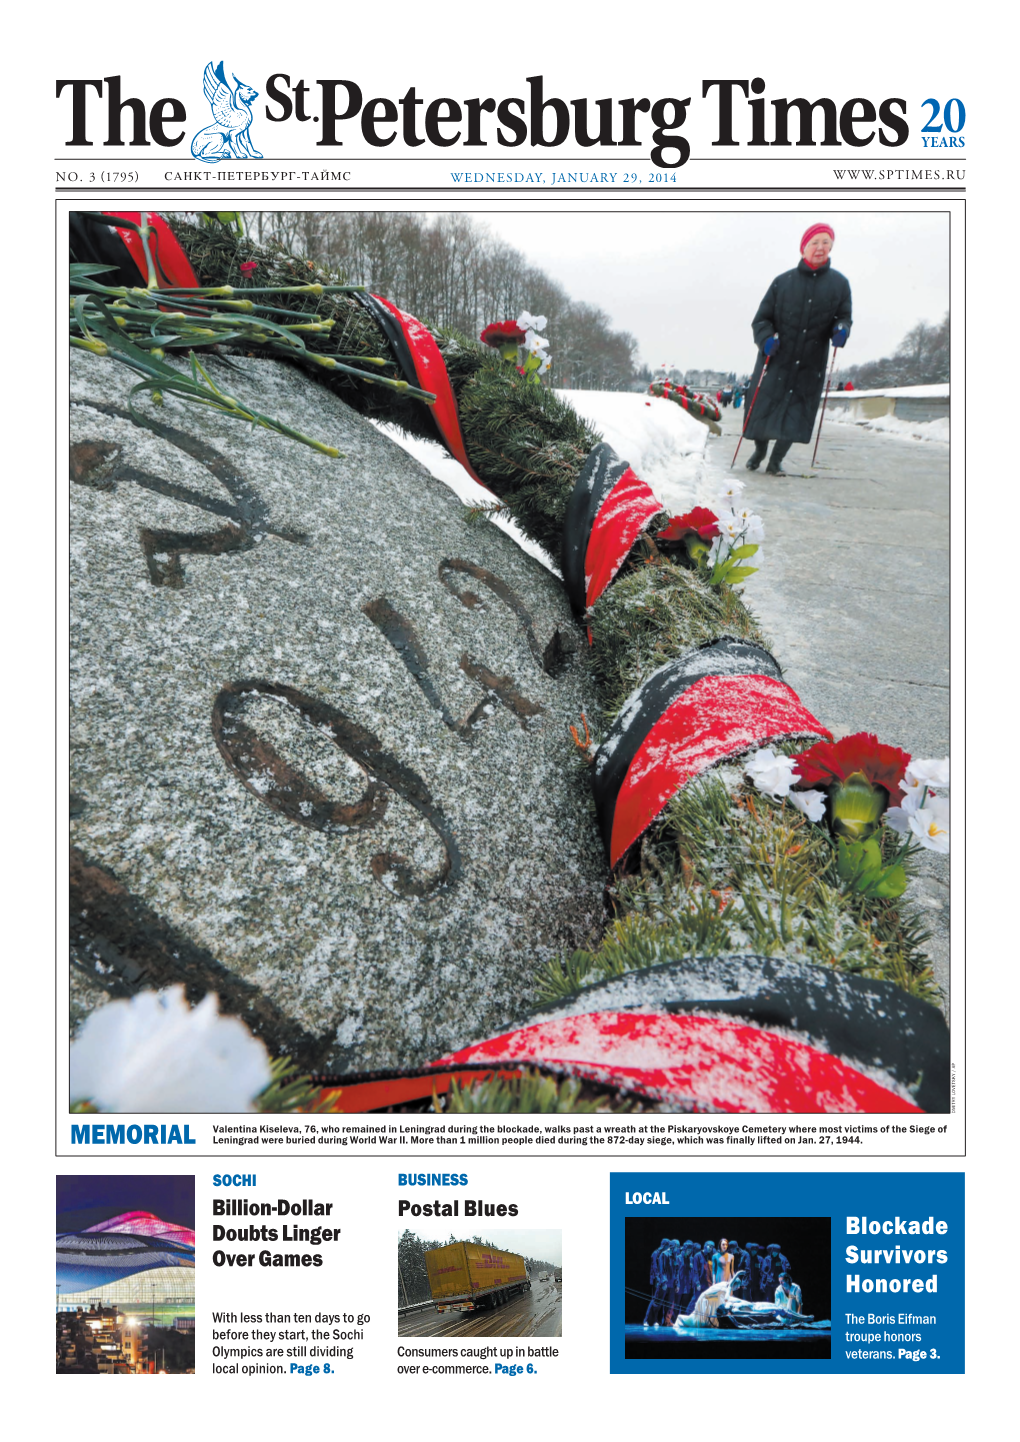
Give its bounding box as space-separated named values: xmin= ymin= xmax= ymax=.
xmin=763 ymin=336 xmax=780 ymax=357
xmin=832 ymin=326 xmax=848 ymax=348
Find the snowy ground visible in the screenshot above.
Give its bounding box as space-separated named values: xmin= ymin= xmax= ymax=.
xmin=703 ymin=404 xmax=951 ymax=1010
xmin=826 ymin=383 xmax=948 ymax=400
xmin=556 ymin=389 xmax=708 ymax=509
xmin=828 ymin=410 xmax=949 ymax=444
xmin=370 ymin=388 xmax=711 ymax=573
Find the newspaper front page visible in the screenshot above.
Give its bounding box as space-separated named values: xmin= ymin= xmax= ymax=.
xmin=16 ymin=5 xmax=995 ymax=1425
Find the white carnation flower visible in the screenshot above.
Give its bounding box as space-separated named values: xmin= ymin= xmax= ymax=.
xmin=884 ymin=806 xmax=911 ymax=835
xmin=788 ymin=788 xmax=827 ymax=823
xmin=904 ymin=757 xmax=950 ymax=790
xmin=708 ymin=506 xmax=766 ymax=564
xmin=70 ymin=986 xmax=272 ymax=1113
xmin=886 ymin=793 xmax=950 ymax=854
xmin=517 ymin=310 xmax=547 ymax=332
xmin=730 ymin=506 xmax=766 ymax=544
xmin=897 ymin=757 xmax=949 ymax=814
xmin=907 ymin=795 xmax=950 ymax=853
xmin=707 ymin=508 xmax=740 ymax=547
xmin=744 ymin=747 xmax=798 ymax=800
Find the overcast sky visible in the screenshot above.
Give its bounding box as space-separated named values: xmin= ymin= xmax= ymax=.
xmin=454 ymin=211 xmax=948 ymax=374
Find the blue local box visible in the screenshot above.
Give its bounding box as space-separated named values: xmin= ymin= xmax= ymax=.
xmin=610 ymin=1171 xmax=963 ymax=1374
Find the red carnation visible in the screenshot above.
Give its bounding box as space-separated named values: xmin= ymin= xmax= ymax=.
xmin=657 ymin=506 xmax=720 ymax=544
xmin=480 ymin=320 xmax=527 ymax=348
xmin=239 ymin=261 xmax=258 ymax=275
xmin=791 ymin=732 xmax=910 ymax=799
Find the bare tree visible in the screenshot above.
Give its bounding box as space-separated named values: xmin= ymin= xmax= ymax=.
xmin=841 ymin=313 xmax=949 ymax=388
xmin=208 ymin=210 xmax=641 ymax=390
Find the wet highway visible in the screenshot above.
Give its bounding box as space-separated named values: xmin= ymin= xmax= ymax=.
xmin=399 ymin=1277 xmax=562 ymax=1338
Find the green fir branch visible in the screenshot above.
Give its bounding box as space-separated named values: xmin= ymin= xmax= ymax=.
xmin=439 ymin=1069 xmax=637 ymax=1114
xmin=254 ymin=1057 xmax=344 ymax=1113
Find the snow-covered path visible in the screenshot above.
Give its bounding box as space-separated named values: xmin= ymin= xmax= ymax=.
xmin=704 ymin=404 xmax=951 ymax=1006
xmin=703 ymin=406 xmax=949 ymax=761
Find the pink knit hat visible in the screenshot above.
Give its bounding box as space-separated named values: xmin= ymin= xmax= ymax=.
xmin=800 ymin=223 xmax=835 ymax=252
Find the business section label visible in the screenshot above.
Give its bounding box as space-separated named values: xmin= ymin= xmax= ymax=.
xmin=610 ymin=1171 xmax=963 ymax=1373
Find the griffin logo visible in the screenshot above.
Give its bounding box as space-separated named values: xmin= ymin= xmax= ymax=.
xmin=191 ymin=62 xmax=262 ymax=162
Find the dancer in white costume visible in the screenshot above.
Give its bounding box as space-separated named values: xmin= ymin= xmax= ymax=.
xmin=676 ymin=1270 xmax=748 ymax=1327
xmin=675 ymin=1270 xmax=803 ymax=1329
xmin=775 ymin=1272 xmax=803 ymax=1314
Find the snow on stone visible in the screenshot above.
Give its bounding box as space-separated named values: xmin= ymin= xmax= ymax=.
xmin=70 ymin=351 xmax=608 ymax=1071
xmin=556 ymin=389 xmax=707 ymax=513
xmin=371 ymin=389 xmax=710 ymax=572
xmin=368 ymin=420 xmax=560 ymax=573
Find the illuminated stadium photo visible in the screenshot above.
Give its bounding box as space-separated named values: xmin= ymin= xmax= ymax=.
xmin=56 ymin=1175 xmax=195 ymax=1374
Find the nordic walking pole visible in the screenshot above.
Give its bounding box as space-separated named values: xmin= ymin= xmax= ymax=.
xmin=731 ymin=352 xmax=771 ymax=468
xmin=811 ymin=345 xmax=839 ymax=468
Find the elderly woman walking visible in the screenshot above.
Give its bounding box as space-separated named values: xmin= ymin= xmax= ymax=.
xmin=743 ymin=223 xmax=852 ymax=475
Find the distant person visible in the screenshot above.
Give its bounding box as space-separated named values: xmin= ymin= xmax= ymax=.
xmin=665 ymin=1241 xmax=682 ymax=1322
xmin=681 ymin=1240 xmax=712 ymax=1315
xmin=761 ymin=1242 xmax=791 ymax=1295
xmin=728 ymin=1239 xmax=750 ymax=1295
xmin=675 ymin=1239 xmax=702 ymax=1315
xmin=775 ymin=1271 xmax=803 ymax=1314
xmin=694 ymin=1240 xmax=718 ymax=1296
xmin=743 ymin=1241 xmax=767 ymax=1301
xmin=708 ymin=1243 xmax=726 ymax=1284
xmin=643 ymin=1238 xmax=672 ymax=1328
xmin=743 ymin=222 xmax=852 ymax=475
xmin=733 ymin=389 xmax=742 ymax=411
xmin=844 ymin=380 xmax=854 ymax=391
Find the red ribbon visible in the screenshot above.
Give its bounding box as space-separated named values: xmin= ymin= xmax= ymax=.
xmin=584 ymin=466 xmax=661 ymax=612
xmin=440 ymin=1012 xmax=920 ymax=1114
xmin=609 ymin=673 xmax=831 ymax=865
xmin=372 ymin=294 xmax=493 ymax=493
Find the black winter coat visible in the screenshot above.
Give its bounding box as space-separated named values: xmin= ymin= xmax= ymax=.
xmin=745 ymin=259 xmax=852 ymax=443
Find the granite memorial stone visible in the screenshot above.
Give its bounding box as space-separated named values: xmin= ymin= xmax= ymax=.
xmin=69 ymin=351 xmax=607 ymax=1075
